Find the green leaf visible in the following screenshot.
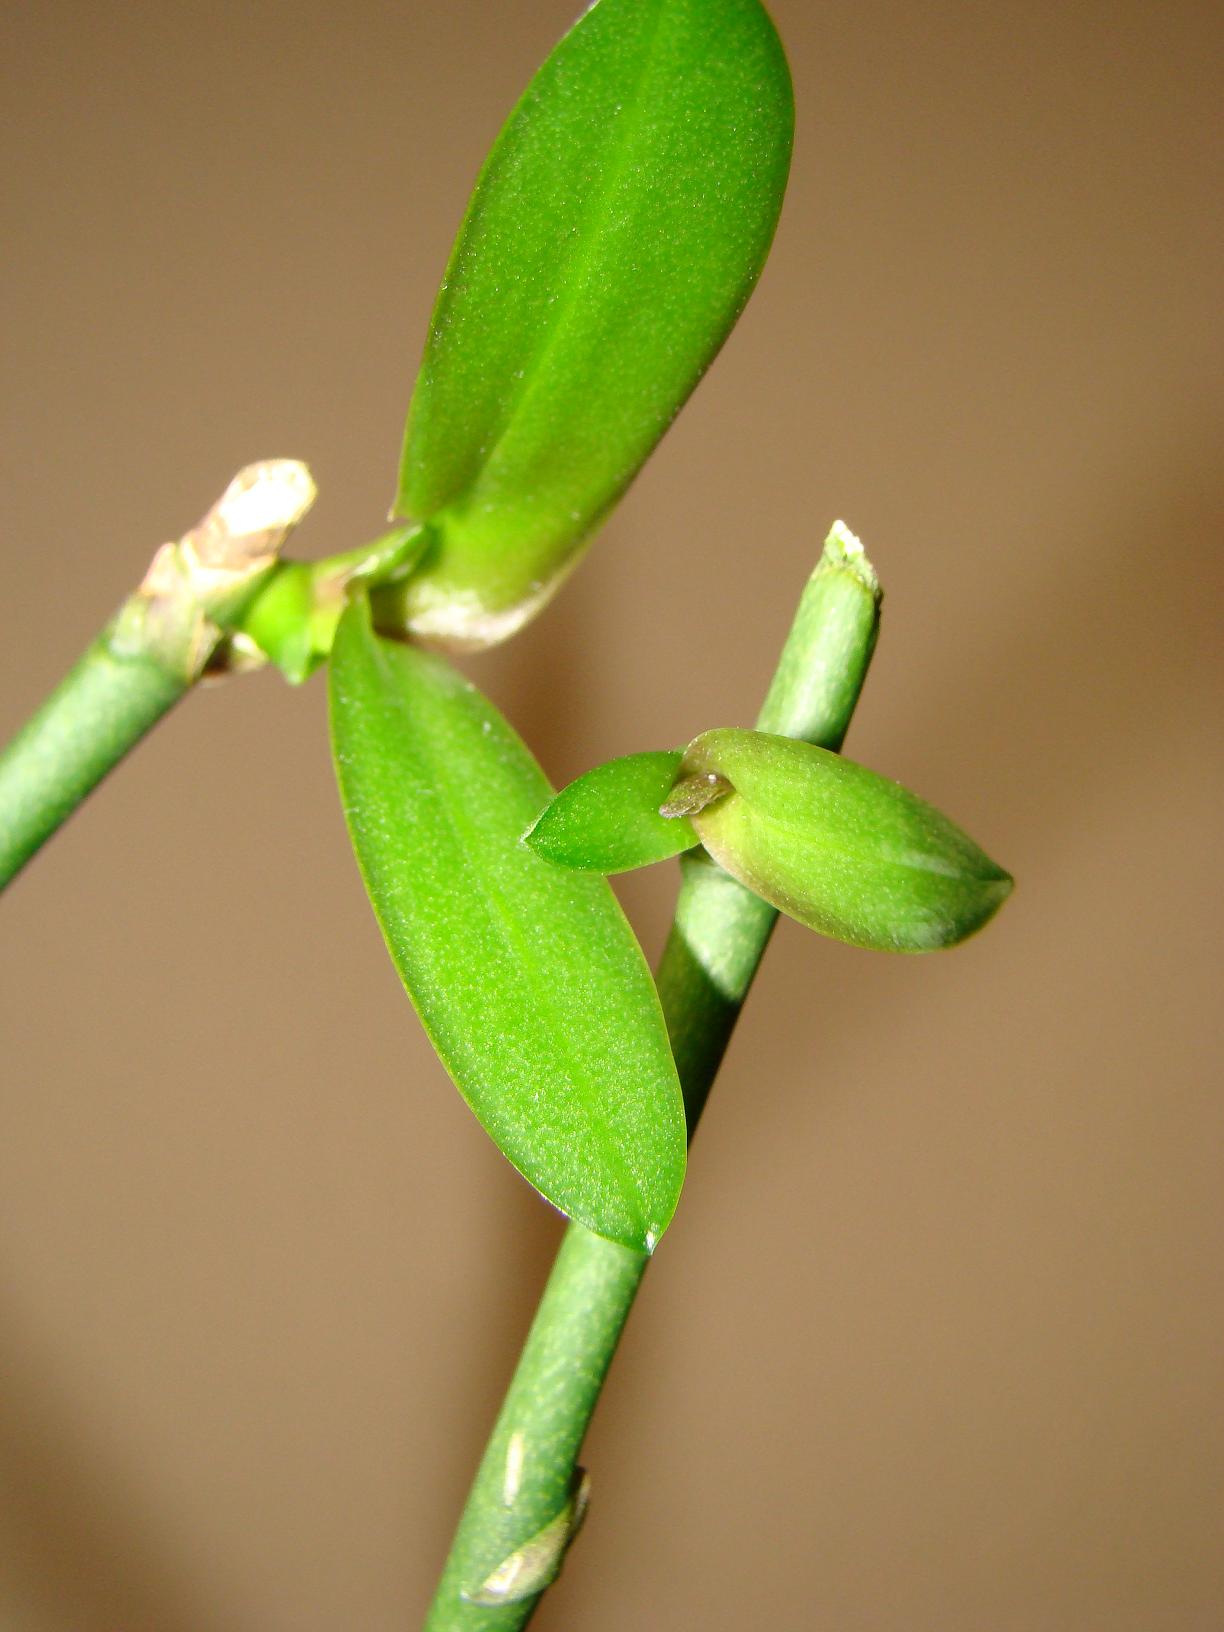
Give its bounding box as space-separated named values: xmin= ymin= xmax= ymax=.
xmin=525 ymin=750 xmax=699 ymax=873
xmin=328 ymin=600 xmax=686 ymax=1250
xmin=681 ymin=729 xmax=1014 ymax=952
xmin=383 ymin=0 xmax=794 ymax=648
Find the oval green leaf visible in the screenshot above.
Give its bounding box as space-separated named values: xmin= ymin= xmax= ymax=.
xmin=683 ymin=728 xmax=1014 ymax=952
xmin=384 ymin=0 xmax=794 ymax=648
xmin=328 ymin=600 xmax=685 ymax=1250
xmin=525 ymin=750 xmax=699 ymax=874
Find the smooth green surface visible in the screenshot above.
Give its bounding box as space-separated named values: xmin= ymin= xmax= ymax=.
xmin=238 ymin=524 xmax=429 ymax=682
xmin=427 ymin=1227 xmax=649 ymax=1627
xmin=328 ymin=600 xmax=685 ymax=1252
xmin=524 ymin=524 xmax=883 ymax=887
xmin=684 ymin=728 xmax=1013 ymax=951
xmin=423 ymin=540 xmax=884 ymax=1630
xmin=756 ymin=521 xmax=882 ymax=744
xmin=239 ymin=562 xmax=318 ymax=682
xmin=387 ymin=0 xmax=794 ymax=647
xmin=524 ymin=749 xmax=697 ymax=872
xmin=0 ymin=609 xmax=191 ymax=892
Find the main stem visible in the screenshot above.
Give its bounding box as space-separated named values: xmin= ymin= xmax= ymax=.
xmin=0 ymin=602 xmax=194 ymax=890
xmin=424 ymin=524 xmax=881 ymax=1627
xmin=0 ymin=461 xmax=318 ymax=892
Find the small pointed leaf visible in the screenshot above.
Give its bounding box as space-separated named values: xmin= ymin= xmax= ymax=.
xmin=385 ymin=0 xmax=794 ymax=647
xmin=328 ymin=601 xmax=685 ymax=1250
xmin=525 ymin=750 xmax=699 ymax=874
xmin=682 ymin=729 xmax=1013 ymax=952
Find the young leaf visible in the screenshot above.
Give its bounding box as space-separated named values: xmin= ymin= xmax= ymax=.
xmin=328 ymin=600 xmax=686 ymax=1251
xmin=382 ymin=0 xmax=794 ymax=648
xmin=681 ymin=729 xmax=1013 ymax=952
xmin=525 ymin=750 xmax=699 ymax=874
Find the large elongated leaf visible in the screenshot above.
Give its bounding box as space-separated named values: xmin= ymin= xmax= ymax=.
xmin=385 ymin=0 xmax=794 ymax=647
xmin=328 ymin=600 xmax=685 ymax=1251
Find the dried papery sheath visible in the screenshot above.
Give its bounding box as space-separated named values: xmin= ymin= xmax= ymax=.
xmin=126 ymin=459 xmax=316 ymax=683
xmin=681 ymin=728 xmax=1012 ymax=952
xmin=184 ymin=460 xmax=316 ymax=568
xmin=656 ymin=771 xmax=731 ymax=821
xmin=172 ymin=459 xmax=316 ymax=624
xmin=462 ymin=1471 xmax=591 ymax=1606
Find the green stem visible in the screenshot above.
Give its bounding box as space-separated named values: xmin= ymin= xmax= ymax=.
xmin=423 ymin=523 xmax=881 ymax=1627
xmin=0 ymin=598 xmax=196 ymax=891
xmin=0 ymin=527 xmax=424 ymax=887
xmin=0 ymin=460 xmax=320 ymax=892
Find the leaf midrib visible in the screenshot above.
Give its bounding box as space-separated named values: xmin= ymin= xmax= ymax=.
xmin=444 ymin=0 xmax=672 ymax=517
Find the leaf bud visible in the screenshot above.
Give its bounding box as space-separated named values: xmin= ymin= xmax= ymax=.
xmin=681 ymin=728 xmax=1012 ymax=952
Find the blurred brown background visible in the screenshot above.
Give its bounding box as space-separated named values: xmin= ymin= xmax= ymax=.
xmin=2 ymin=0 xmax=1221 ymax=1626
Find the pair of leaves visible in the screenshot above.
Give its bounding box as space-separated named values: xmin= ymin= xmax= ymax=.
xmin=528 ymin=732 xmax=1013 ymax=953
xmin=327 ymin=0 xmax=794 ymax=1248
